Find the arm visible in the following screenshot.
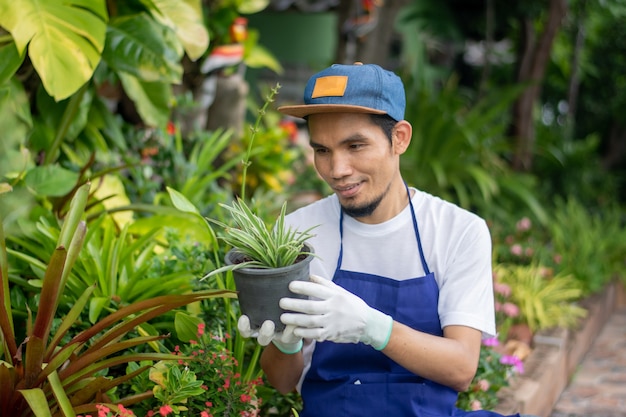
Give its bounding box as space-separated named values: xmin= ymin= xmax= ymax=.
xmin=260 ymin=343 xmax=305 ymax=394
xmin=383 ymin=323 xmax=481 ymax=392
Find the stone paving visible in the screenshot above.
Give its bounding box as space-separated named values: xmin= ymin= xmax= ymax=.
xmin=550 ymin=307 xmax=626 ymax=417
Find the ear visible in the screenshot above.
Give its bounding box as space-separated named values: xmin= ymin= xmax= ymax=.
xmin=392 ymin=120 xmax=412 ymax=154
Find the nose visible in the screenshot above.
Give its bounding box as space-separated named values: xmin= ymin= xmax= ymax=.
xmin=330 ymin=152 xmax=352 ymax=179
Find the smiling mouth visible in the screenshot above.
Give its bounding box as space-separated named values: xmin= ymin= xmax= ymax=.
xmin=334 ymin=183 xmax=361 ymax=197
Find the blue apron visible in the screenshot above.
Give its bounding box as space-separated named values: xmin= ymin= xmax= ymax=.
xmin=300 ymin=188 xmax=520 ymax=417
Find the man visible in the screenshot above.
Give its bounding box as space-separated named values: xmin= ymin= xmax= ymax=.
xmin=238 ymin=62 xmax=525 ymax=416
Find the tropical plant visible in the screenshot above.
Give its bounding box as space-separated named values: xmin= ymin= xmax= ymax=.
xmin=493 ymin=263 xmax=587 ymax=333
xmin=546 ymin=197 xmax=626 ymax=295
xmin=0 ymin=182 xmax=236 ymax=417
xmin=401 ymin=76 xmax=548 ymax=225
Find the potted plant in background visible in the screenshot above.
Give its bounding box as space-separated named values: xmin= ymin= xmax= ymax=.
xmin=169 ymin=83 xmax=318 ymax=331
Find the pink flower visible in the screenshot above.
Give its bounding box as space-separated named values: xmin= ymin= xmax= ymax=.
xmin=470 ymin=400 xmax=483 ymax=410
xmin=516 ymin=217 xmax=532 ymax=232
xmin=553 ymin=254 xmax=562 ymax=264
xmin=477 ymin=379 xmax=490 ymax=391
xmin=502 ymin=302 xmax=520 ymax=318
xmin=482 ymin=337 xmax=499 ymax=347
xmin=510 ymin=244 xmax=523 ymax=256
xmin=500 ymin=355 xmax=525 ymax=374
xmin=493 ymin=282 xmax=511 ymax=297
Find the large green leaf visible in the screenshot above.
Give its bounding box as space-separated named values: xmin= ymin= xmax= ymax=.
xmin=143 ymin=0 xmax=209 ymax=61
xmin=23 ymin=166 xmax=80 ymax=197
xmin=117 ymin=71 xmax=171 ymax=127
xmin=103 ymin=13 xmax=183 ymax=83
xmin=0 ymin=0 xmax=108 ymax=101
xmin=0 ymin=41 xmax=25 ymax=85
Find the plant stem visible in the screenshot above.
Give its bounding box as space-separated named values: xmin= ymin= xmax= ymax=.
xmin=239 ymin=83 xmax=281 ymax=201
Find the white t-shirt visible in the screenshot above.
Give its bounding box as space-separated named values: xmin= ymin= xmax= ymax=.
xmin=285 ymin=188 xmax=497 ymax=389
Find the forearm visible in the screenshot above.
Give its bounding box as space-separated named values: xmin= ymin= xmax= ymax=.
xmin=260 ymin=343 xmax=304 ymax=394
xmin=382 ymin=322 xmax=481 ymax=392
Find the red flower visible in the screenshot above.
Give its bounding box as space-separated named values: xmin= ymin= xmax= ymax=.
xmin=159 ymin=405 xmax=174 ymax=416
xmin=166 ymin=121 xmax=176 ymax=135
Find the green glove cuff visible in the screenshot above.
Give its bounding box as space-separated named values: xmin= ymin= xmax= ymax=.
xmin=364 ymin=309 xmax=393 ymax=351
xmin=272 ymin=339 xmax=303 ymax=354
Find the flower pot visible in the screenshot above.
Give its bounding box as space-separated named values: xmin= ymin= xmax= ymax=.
xmin=225 ymin=244 xmax=314 ymax=331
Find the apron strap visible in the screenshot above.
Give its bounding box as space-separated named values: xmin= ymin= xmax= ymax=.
xmin=335 ymin=184 xmax=431 ymax=276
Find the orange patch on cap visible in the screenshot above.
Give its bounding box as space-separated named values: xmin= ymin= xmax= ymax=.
xmin=311 ymin=76 xmax=348 ymax=98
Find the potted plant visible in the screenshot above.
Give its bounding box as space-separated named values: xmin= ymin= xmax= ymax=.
xmin=169 ymin=83 xmax=318 ymax=331
xmin=210 ymin=197 xmax=317 ymax=330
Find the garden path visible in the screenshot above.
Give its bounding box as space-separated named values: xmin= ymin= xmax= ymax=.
xmin=549 ymin=307 xmax=626 ymax=417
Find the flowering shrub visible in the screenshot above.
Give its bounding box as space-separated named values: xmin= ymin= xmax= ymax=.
xmin=113 ymin=323 xmax=262 ymax=417
xmin=171 ymin=323 xmax=263 ymax=417
xmin=456 ymin=338 xmax=524 ymax=411
xmin=78 ymin=404 xmax=136 ymax=417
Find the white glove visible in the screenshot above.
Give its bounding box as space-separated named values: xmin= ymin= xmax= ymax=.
xmin=279 ymin=275 xmax=393 ymax=350
xmin=237 ymin=315 xmax=303 ymax=354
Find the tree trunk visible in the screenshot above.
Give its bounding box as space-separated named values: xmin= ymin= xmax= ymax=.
xmin=511 ymin=0 xmax=568 ymax=171
xmin=335 ymin=0 xmax=411 ymax=68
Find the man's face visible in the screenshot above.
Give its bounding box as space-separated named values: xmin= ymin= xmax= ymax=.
xmin=308 ymin=112 xmax=407 ymax=224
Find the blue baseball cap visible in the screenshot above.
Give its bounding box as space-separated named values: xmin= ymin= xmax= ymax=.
xmin=278 ymin=62 xmax=406 ymax=122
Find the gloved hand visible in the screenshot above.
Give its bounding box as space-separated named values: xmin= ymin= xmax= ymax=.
xmin=279 ymin=275 xmax=393 ymax=350
xmin=237 ymin=315 xmax=303 ymax=354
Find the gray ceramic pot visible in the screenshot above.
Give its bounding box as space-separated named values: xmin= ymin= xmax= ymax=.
xmin=225 ymin=244 xmax=314 ymax=331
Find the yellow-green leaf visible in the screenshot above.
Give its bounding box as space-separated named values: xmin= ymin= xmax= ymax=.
xmin=0 ymin=0 xmax=108 ymax=100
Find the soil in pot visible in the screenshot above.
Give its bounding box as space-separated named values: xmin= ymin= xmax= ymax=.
xmin=226 ymin=244 xmax=314 ymax=331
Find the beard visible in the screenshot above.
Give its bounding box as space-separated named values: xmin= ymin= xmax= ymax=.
xmin=340 ymin=185 xmax=389 ymax=218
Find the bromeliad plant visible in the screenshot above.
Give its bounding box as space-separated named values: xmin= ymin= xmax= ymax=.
xmin=0 ymin=182 xmax=236 ymax=417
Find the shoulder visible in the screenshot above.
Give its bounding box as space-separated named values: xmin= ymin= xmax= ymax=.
xmin=286 ymin=194 xmax=340 ymax=227
xmin=411 ymin=188 xmax=490 ymax=247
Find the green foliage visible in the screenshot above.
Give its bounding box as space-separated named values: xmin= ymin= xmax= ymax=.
xmin=534 ymin=126 xmax=618 ymax=207
xmin=121 ymin=123 xmax=241 ymax=213
xmin=0 ymin=183 xmax=236 ymax=417
xmin=401 ymin=76 xmax=548 ymax=225
xmin=115 ymin=323 xmax=263 ymax=416
xmin=547 ymin=197 xmax=626 ymax=294
xmin=494 ymin=263 xmax=587 ymax=333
